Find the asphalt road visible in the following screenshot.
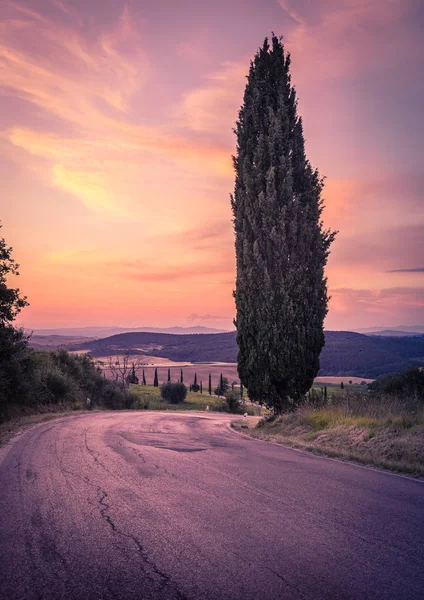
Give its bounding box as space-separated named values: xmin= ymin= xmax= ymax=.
xmin=1 ymin=412 xmax=423 ymax=600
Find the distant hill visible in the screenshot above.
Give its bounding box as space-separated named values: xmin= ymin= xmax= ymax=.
xmin=357 ymin=325 xmax=424 ymax=336
xmin=73 ymin=330 xmax=424 ymax=379
xmin=29 ymin=335 xmax=97 ymax=349
xmin=29 ymin=325 xmax=231 ymax=338
xmin=367 ymin=330 xmax=424 ymax=337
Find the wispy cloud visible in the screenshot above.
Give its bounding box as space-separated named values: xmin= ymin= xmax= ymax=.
xmin=174 ymin=61 xmax=246 ymax=135
xmin=387 ymin=268 xmax=424 ymax=273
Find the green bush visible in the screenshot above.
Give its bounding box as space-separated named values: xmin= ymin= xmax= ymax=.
xmin=224 ymin=389 xmax=243 ymax=414
xmin=160 ymin=382 xmax=187 ymax=404
xmin=369 ymin=368 xmax=424 ymax=401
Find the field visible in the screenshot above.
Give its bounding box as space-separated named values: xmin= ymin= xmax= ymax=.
xmin=129 ymin=384 xmax=240 ymax=412
xmin=93 ymin=356 xmax=375 ymax=391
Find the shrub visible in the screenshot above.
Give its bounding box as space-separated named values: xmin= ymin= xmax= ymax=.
xmin=99 ymin=384 xmax=126 ymax=410
xmin=124 ymin=392 xmax=139 ymax=409
xmin=369 ymin=368 xmax=424 ymax=401
xmin=160 ymin=382 xmax=187 ymax=404
xmin=191 ymin=383 xmax=200 ymax=393
xmin=224 ymin=389 xmax=243 ymax=414
xmin=45 ymin=369 xmax=73 ymax=402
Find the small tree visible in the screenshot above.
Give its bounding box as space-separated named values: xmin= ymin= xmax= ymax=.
xmin=127 ymin=364 xmax=139 ymax=385
xmin=142 ymin=369 xmax=146 ymax=385
xmin=0 ymin=224 xmax=30 ymax=407
xmin=208 ymin=373 xmax=212 ymax=396
xmin=225 ymin=389 xmax=243 ymax=414
xmin=0 ymin=223 xmax=29 ymax=327
xmin=200 ymin=381 xmax=203 ymax=394
xmin=154 ymin=368 xmax=159 ymax=387
xmin=161 ymin=382 xmax=187 ymax=404
xmin=215 ymin=374 xmax=229 ymax=396
xmin=340 ymin=381 xmax=344 ymax=390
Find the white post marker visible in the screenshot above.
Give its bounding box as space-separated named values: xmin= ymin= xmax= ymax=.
xmin=206 ymin=405 xmax=209 ymax=411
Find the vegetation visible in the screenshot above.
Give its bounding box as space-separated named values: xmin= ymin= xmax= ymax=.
xmin=369 ymin=368 xmax=424 ymax=400
xmin=160 ymin=382 xmax=187 ymax=404
xmin=215 ymin=374 xmax=229 ymax=396
xmin=231 ymin=35 xmax=336 ymax=413
xmin=132 ymin=384 xmax=225 ymax=411
xmin=224 ymin=388 xmax=244 ymax=414
xmin=0 ymin=224 xmax=29 ymax=326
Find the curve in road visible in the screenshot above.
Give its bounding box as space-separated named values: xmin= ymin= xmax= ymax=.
xmin=1 ymin=411 xmax=423 ymax=600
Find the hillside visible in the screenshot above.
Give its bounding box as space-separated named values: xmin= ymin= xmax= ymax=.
xmin=74 ymin=331 xmax=424 ymax=378
xmin=29 ymin=325 xmax=229 ymax=338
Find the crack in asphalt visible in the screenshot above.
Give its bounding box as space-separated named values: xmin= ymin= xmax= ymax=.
xmin=97 ymin=488 xmax=188 ymax=600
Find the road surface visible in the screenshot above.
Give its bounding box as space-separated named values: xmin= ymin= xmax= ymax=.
xmin=0 ymin=412 xmax=423 ymax=599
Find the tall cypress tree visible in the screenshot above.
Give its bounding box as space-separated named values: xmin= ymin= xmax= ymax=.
xmin=208 ymin=373 xmax=212 ymax=396
xmin=180 ymin=369 xmax=184 ymax=384
xmin=153 ymin=368 xmax=158 ymax=387
xmin=231 ymin=35 xmax=336 ymax=413
xmin=142 ymin=369 xmax=146 ymax=385
xmin=194 ymin=372 xmax=197 ymax=386
xmin=168 ymin=368 xmax=171 ymax=382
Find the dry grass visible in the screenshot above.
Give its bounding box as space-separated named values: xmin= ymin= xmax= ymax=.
xmin=233 ymin=394 xmax=424 ymax=477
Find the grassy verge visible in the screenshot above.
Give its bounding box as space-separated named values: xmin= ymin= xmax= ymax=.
xmin=232 ymin=394 xmax=424 ymax=477
xmin=129 ymin=384 xmax=228 ymax=411
xmin=0 ymin=404 xmax=97 ymax=447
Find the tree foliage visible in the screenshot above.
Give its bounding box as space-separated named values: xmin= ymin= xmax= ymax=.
xmin=215 ymin=374 xmax=229 ymax=397
xmin=0 ymin=224 xmax=29 ymax=327
xmin=369 ymin=368 xmax=424 ymax=401
xmin=160 ymin=382 xmax=187 ymax=404
xmin=231 ymin=35 xmax=336 ymax=412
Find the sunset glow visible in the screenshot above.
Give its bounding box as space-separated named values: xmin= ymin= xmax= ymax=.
xmin=2 ymin=0 xmax=423 ymax=330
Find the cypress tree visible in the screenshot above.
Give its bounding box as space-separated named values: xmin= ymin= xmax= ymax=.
xmin=142 ymin=369 xmax=146 ymax=386
xmin=194 ymin=372 xmax=197 ymax=386
xmin=208 ymin=373 xmax=212 ymax=396
xmin=200 ymin=381 xmax=203 ymax=394
xmin=153 ymin=368 xmax=158 ymax=387
xmin=168 ymin=368 xmax=171 ymax=382
xmin=231 ymin=35 xmax=336 ymax=413
xmin=180 ymin=369 xmax=184 ymax=384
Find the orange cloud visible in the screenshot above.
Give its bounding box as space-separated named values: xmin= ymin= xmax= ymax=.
xmin=175 ymin=61 xmax=247 ymax=134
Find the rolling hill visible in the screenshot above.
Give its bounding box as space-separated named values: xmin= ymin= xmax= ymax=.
xmin=73 ymin=331 xmax=424 ymax=379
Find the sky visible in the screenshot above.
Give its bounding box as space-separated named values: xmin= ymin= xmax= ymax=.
xmin=1 ymin=0 xmax=423 ymax=331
